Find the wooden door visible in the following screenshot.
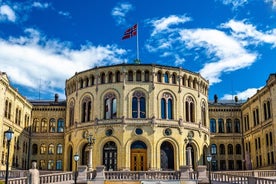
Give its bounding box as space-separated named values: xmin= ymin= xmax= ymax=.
xmin=131 ymin=148 xmax=147 ymax=171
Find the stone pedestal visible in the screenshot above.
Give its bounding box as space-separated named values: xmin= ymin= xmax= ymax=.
xmin=90 ymin=165 xmax=105 ymax=184
xmin=197 ymin=165 xmax=208 ymax=183
xmin=77 ymin=165 xmax=88 ymax=184
xmin=179 ymin=165 xmax=190 ymax=180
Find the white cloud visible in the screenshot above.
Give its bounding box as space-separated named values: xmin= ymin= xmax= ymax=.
xmin=0 ymin=4 xmax=16 ymax=22
xmin=179 ymin=28 xmax=257 ymax=84
xmin=222 ymin=87 xmax=261 ymax=100
xmin=0 ymin=29 xmax=127 ymax=99
xmin=265 ymin=0 xmax=276 ymax=9
xmin=32 ymin=2 xmax=50 ymax=9
xmin=221 ymin=19 xmax=276 ymax=47
xmin=148 ymin=15 xmax=191 ymax=36
xmin=219 ymin=0 xmax=248 ymax=9
xmin=111 ymin=2 xmax=134 ymax=25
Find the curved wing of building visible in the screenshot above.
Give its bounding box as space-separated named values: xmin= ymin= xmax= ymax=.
xmin=64 ymin=64 xmax=210 ymax=171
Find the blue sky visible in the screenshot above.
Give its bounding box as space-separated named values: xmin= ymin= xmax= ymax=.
xmin=0 ymin=0 xmax=275 ymax=101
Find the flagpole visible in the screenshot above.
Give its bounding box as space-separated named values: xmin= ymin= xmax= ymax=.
xmin=136 ymin=23 xmax=140 ymax=64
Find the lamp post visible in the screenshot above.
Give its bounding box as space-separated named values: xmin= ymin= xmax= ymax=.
xmin=4 ymin=127 xmax=14 ymax=184
xmin=86 ymin=133 xmax=95 ymax=171
xmin=207 ymin=154 xmax=212 ymax=184
xmin=73 ymin=153 xmax=79 ymax=184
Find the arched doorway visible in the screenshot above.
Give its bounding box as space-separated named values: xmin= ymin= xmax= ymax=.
xmin=161 ymin=141 xmax=174 ymax=170
xmin=131 ymin=141 xmax=147 ymax=171
xmin=103 ymin=141 xmax=117 ymax=171
xmin=81 ymin=143 xmax=89 ymax=166
xmin=67 ymin=145 xmax=73 ymax=171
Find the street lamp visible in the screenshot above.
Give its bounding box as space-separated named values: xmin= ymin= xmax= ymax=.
xmin=73 ymin=153 xmax=79 ymax=184
xmin=207 ymin=154 xmax=212 ymax=184
xmin=4 ymin=127 xmax=14 ymax=184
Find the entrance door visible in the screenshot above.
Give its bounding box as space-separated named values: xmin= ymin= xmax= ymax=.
xmin=131 ymin=149 xmax=147 ymax=171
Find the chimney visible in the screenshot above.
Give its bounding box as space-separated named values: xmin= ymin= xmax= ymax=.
xmin=214 ymin=94 xmax=218 ymax=103
xmin=54 ymin=94 xmax=59 ymax=103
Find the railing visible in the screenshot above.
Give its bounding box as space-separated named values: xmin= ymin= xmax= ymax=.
xmin=39 ymin=172 xmax=73 ymax=184
xmin=6 ymin=177 xmax=28 ymax=184
xmin=211 ymin=172 xmax=276 ymax=184
xmin=105 ymin=171 xmax=181 ymax=180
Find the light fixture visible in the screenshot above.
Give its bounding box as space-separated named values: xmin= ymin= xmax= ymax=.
xmin=4 ymin=127 xmax=14 ymax=184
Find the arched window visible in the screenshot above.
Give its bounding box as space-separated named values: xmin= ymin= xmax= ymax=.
xmin=48 ymin=160 xmax=54 ymax=170
xmin=185 ymin=96 xmax=195 ymax=122
xmin=101 ymin=73 xmax=105 ymax=84
xmin=228 ymin=144 xmax=233 ymax=155
xmin=57 ymin=119 xmax=64 ymax=133
xmin=157 ymin=71 xmax=162 ymax=82
xmin=226 ymin=119 xmax=232 ymax=133
xmin=161 ymin=141 xmax=174 ymax=170
xmin=164 ymin=72 xmax=169 ymax=83
xmin=161 ymin=93 xmax=173 ymax=119
xmin=267 ymin=101 xmax=271 ymax=118
xmin=32 ymin=144 xmax=38 ymax=155
xmin=236 ymin=144 xmax=241 ymax=154
xmin=136 ymin=70 xmax=141 ymax=81
xmin=69 ymin=101 xmax=75 ymax=126
xmin=41 ymin=118 xmax=48 ymax=133
xmin=218 ymin=118 xmax=224 ymax=133
xmin=81 ymin=96 xmax=92 ymax=122
xmin=104 ymin=93 xmax=117 ymax=119
xmin=48 ymin=144 xmax=55 ymax=154
xmin=79 ymin=78 xmax=83 ymax=89
xmin=144 ymin=70 xmax=150 ymax=82
xmin=128 ymin=70 xmax=133 ymax=81
xmin=4 ymin=100 xmax=8 ymax=118
xmin=91 ymin=75 xmax=95 ymax=86
xmin=264 ymin=102 xmax=268 ymax=120
xmin=172 ymin=73 xmax=176 ymax=84
xmin=115 ymin=71 xmax=120 ymax=82
xmin=219 ymin=144 xmax=225 ymax=155
xmin=108 ymin=72 xmax=113 ymax=83
xmin=211 ymin=144 xmax=217 ymax=155
xmin=40 ymin=160 xmax=46 ymax=170
xmin=49 ymin=118 xmax=56 ymax=133
xmin=33 ymin=118 xmax=39 ymax=132
xmin=201 ymin=102 xmax=206 ymax=126
xmin=103 ymin=141 xmax=117 ymax=171
xmin=40 ymin=144 xmax=46 ymax=154
xmin=132 ymin=91 xmax=146 ymax=118
xmin=57 ymin=144 xmax=63 ymax=154
xmin=234 ymin=119 xmax=240 ymax=133
xmin=56 ymin=160 xmax=62 ymax=170
xmin=210 ymin=119 xmax=216 ymax=133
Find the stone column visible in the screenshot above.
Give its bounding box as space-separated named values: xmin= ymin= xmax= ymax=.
xmin=88 ymin=145 xmax=93 ymax=171
xmin=186 ymin=147 xmax=193 ymax=171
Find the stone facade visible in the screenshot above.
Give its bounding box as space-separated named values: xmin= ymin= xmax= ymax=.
xmin=241 ymin=74 xmax=276 ymax=169
xmin=1 ymin=65 xmax=275 ymax=172
xmin=64 ymin=64 xmax=210 ymax=171
xmin=0 ymin=72 xmax=32 ymax=171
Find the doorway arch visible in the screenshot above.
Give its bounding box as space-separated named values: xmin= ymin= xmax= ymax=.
xmin=103 ymin=141 xmax=117 ymax=171
xmin=131 ymin=141 xmax=147 ymax=171
xmin=160 ymin=141 xmax=174 ymax=170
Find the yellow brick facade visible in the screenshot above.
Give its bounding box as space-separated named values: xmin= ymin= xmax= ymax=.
xmin=64 ymin=64 xmax=210 ymax=171
xmin=1 ymin=65 xmax=275 ymax=172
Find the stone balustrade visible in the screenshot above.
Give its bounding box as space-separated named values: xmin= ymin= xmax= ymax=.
xmin=105 ymin=171 xmax=181 ymax=180
xmin=39 ymin=172 xmax=73 ymax=184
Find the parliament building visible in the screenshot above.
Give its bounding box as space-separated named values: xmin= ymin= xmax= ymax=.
xmin=0 ymin=64 xmax=275 ymax=172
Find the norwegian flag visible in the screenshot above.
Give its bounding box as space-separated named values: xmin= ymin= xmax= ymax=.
xmin=122 ymin=24 xmax=137 ymax=40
